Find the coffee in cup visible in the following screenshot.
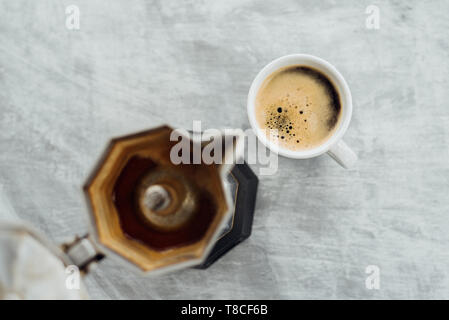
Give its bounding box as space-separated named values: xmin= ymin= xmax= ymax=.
xmin=255 ymin=65 xmax=341 ymax=151
xmin=247 ymin=54 xmax=357 ymax=168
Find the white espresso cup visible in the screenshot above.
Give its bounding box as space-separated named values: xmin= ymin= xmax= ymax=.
xmin=247 ymin=54 xmax=357 ymax=168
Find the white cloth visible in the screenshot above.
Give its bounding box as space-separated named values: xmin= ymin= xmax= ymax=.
xmin=0 ymin=223 xmax=88 ymax=300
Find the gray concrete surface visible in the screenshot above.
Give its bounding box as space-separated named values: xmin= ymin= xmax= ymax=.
xmin=1 ymin=0 xmax=449 ymax=299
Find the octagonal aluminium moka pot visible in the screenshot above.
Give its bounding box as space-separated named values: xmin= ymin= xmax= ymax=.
xmin=0 ymin=125 xmax=260 ymax=298
xmin=66 ymin=125 xmax=246 ymax=275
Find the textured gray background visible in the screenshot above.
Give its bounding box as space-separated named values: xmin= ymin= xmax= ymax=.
xmin=1 ymin=0 xmax=449 ymax=299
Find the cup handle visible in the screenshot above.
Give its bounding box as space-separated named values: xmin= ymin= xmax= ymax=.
xmin=327 ymin=139 xmax=357 ymax=169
